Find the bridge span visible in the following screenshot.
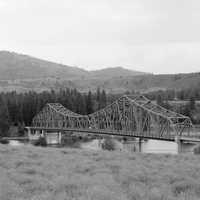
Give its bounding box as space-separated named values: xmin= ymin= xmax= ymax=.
xmin=26 ymin=95 xmax=199 ymax=145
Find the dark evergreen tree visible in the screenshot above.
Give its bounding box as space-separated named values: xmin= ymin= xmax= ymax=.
xmin=100 ymin=89 xmax=107 ymax=108
xmin=96 ymin=87 xmax=101 ymax=109
xmin=156 ymin=94 xmax=164 ymax=106
xmin=0 ymin=96 xmax=10 ymax=137
xmin=86 ymin=91 xmax=93 ymax=114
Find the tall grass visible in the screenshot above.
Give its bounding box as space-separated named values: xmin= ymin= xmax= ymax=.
xmin=0 ymin=144 xmax=200 ymax=200
xmin=193 ymin=145 xmax=200 ymax=155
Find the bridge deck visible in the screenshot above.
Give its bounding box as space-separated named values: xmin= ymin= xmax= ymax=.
xmin=179 ymin=136 xmax=200 ymax=143
xmin=27 ymin=127 xmax=176 ymax=141
xmin=26 ymin=127 xmax=200 ymax=143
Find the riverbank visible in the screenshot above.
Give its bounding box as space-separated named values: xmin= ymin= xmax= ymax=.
xmin=0 ymin=144 xmax=200 ymax=200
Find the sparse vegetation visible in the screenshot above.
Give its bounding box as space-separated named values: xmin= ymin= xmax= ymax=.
xmin=193 ymin=145 xmax=200 ymax=154
xmin=102 ymin=138 xmax=116 ymax=151
xmin=33 ymin=137 xmax=47 ymax=147
xmin=0 ymin=144 xmax=200 ymax=200
xmin=0 ymin=138 xmax=9 ymax=144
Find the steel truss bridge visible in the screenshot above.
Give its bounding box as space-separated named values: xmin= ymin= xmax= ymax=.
xmin=29 ymin=95 xmax=196 ymax=142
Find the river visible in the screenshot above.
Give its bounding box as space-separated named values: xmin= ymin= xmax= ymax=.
xmin=7 ymin=137 xmax=197 ymax=154
xmin=80 ymin=138 xmax=196 ymax=154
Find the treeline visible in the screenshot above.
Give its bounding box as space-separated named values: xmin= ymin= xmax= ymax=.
xmin=1 ymin=87 xmax=200 ymax=137
xmin=145 ymin=87 xmax=200 ymax=101
xmin=0 ymin=88 xmax=112 ymax=137
xmin=144 ymin=89 xmax=200 ymax=124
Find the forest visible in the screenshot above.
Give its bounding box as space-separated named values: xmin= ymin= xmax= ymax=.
xmin=0 ymin=87 xmax=200 ymax=137
xmin=0 ymin=88 xmax=111 ymax=137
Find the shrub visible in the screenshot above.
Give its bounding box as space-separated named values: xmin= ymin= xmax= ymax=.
xmin=102 ymin=138 xmax=116 ymax=151
xmin=34 ymin=137 xmax=47 ymax=147
xmin=0 ymin=138 xmax=9 ymax=144
xmin=193 ymin=145 xmax=200 ymax=154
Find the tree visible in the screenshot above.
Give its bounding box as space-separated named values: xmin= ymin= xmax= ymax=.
xmin=86 ymin=91 xmax=93 ymax=114
xmin=100 ymin=90 xmax=107 ymax=109
xmin=189 ymin=97 xmax=196 ymax=111
xmin=0 ymin=96 xmax=10 ymax=137
xmin=96 ymin=87 xmax=101 ymax=109
xmin=17 ymin=122 xmax=25 ymax=137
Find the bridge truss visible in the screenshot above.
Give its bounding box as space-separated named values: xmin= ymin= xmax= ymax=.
xmin=31 ymin=95 xmax=192 ymax=140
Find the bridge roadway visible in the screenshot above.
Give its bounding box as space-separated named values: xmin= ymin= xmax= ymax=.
xmin=27 ymin=126 xmax=200 ymax=143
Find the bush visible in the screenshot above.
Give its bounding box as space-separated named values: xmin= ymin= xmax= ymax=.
xmin=102 ymin=138 xmax=116 ymax=151
xmin=194 ymin=145 xmax=200 ymax=154
xmin=34 ymin=137 xmax=47 ymax=147
xmin=0 ymin=138 xmax=9 ymax=144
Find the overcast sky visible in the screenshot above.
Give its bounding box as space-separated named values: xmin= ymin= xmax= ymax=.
xmin=0 ymin=0 xmax=200 ymax=74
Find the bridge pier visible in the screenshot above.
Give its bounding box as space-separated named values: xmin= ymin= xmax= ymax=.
xmin=41 ymin=129 xmax=46 ymax=137
xmin=139 ymin=138 xmax=142 ymax=152
xmin=27 ymin=127 xmax=31 ymax=138
xmin=26 ymin=127 xmax=63 ymax=145
xmin=44 ymin=131 xmax=62 ymax=145
xmin=58 ymin=131 xmax=62 ymax=144
xmin=175 ymin=136 xmax=183 ymax=153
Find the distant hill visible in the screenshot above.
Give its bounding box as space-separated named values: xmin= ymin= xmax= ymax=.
xmin=90 ymin=67 xmax=147 ymax=79
xmin=0 ymin=51 xmax=88 ymax=80
xmin=0 ymin=51 xmax=146 ymax=80
xmin=0 ymin=51 xmax=199 ymax=93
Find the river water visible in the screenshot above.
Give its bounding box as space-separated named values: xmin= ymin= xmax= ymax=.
xmin=80 ymin=138 xmax=196 ymax=154
xmin=7 ymin=137 xmax=197 ymax=154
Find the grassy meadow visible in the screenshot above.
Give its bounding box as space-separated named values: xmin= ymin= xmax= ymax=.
xmin=0 ymin=144 xmax=200 ymax=200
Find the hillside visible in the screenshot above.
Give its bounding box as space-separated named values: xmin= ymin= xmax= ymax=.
xmin=0 ymin=51 xmax=88 ymax=80
xmin=0 ymin=51 xmax=199 ymax=93
xmin=90 ymin=67 xmax=146 ymax=79
xmin=0 ymin=51 xmax=145 ymax=80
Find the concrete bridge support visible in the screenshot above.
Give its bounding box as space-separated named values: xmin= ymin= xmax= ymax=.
xmin=58 ymin=131 xmax=62 ymax=144
xmin=175 ymin=136 xmax=183 ymax=153
xmin=27 ymin=128 xmax=41 ymax=140
xmin=44 ymin=131 xmax=62 ymax=145
xmin=139 ymin=138 xmax=143 ymax=152
xmin=41 ymin=130 xmax=46 ymax=137
xmin=27 ymin=127 xmax=31 ymax=138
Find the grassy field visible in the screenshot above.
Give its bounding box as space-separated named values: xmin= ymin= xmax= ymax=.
xmin=0 ymin=144 xmax=200 ymax=200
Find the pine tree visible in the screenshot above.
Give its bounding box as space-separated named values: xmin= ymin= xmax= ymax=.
xmin=0 ymin=96 xmax=10 ymax=137
xmin=156 ymin=94 xmax=163 ymax=106
xmin=96 ymin=87 xmax=101 ymax=109
xmin=100 ymin=89 xmax=107 ymax=108
xmin=86 ymin=91 xmax=93 ymax=114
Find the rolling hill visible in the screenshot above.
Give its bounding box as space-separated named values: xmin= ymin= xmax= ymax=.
xmin=0 ymin=51 xmax=146 ymax=80
xmin=0 ymin=51 xmax=199 ymax=93
xmin=0 ymin=51 xmax=88 ymax=80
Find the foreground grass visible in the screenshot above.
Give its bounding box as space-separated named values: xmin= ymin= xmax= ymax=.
xmin=0 ymin=144 xmax=200 ymax=200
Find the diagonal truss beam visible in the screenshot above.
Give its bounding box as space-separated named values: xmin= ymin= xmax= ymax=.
xmin=31 ymin=95 xmax=193 ymax=139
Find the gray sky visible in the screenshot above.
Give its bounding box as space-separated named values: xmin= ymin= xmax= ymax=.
xmin=0 ymin=0 xmax=200 ymax=74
